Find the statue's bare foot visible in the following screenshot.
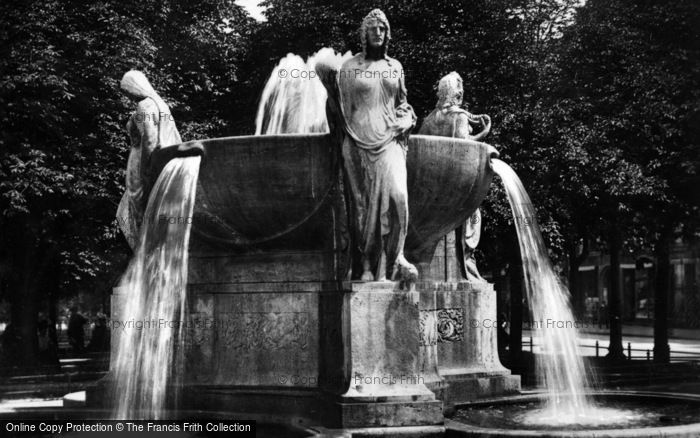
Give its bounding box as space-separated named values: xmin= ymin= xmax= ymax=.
xmin=392 ymin=255 xmax=418 ymax=284
xmin=361 ymin=270 xmax=374 ymax=282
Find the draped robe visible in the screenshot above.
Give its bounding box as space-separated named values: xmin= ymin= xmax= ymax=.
xmin=116 ymin=75 xmax=182 ymax=249
xmin=337 ymin=53 xmax=416 ymax=274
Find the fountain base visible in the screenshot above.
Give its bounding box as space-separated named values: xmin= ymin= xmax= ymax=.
xmin=418 ymin=280 xmax=521 ymax=405
xmin=441 ymin=372 xmax=522 ymax=404
xmin=329 ymin=282 xmax=443 ymax=428
xmin=106 ymin=280 xmax=444 ymax=429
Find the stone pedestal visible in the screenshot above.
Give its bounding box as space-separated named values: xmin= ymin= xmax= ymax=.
xmin=416 ymin=232 xmax=521 ymax=406
xmin=330 ymin=282 xmax=442 ymax=428
xmin=418 ymin=287 xmax=447 ymax=399
xmin=434 ymin=281 xmax=520 ymax=404
xmin=109 ymin=276 xmax=444 ymax=429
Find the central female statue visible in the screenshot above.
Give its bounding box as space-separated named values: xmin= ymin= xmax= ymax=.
xmin=337 ymin=9 xmax=418 ymax=282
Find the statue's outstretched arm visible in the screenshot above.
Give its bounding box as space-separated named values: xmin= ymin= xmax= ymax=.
xmin=470 ymin=114 xmax=491 ymax=141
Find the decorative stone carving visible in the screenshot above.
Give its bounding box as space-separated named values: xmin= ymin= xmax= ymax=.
xmin=437 ymin=308 xmax=464 ymax=343
xmin=226 ymin=312 xmax=310 ymax=351
xmin=186 ymin=311 xmax=310 ymax=351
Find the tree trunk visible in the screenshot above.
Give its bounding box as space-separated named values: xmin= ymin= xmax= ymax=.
xmin=46 ymin=259 xmax=62 ymax=370
xmin=567 ymin=237 xmax=589 ymax=319
xmin=653 ymin=229 xmax=671 ymax=363
xmin=10 ymin=240 xmax=41 ymax=370
xmin=9 ymin=234 xmax=57 ymax=372
xmin=607 ymin=227 xmax=626 ymax=361
xmin=48 ymin=290 xmax=60 ymax=362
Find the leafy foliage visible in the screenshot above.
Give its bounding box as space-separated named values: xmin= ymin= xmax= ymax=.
xmin=0 ymin=0 xmax=253 ymax=366
xmin=1 ymin=0 xmax=697 ymax=367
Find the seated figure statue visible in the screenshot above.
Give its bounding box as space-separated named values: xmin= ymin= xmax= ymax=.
xmin=419 ymin=72 xmax=491 ymax=281
xmin=116 ymin=70 xmax=182 ymax=250
xmin=336 ymin=9 xmax=418 ymax=283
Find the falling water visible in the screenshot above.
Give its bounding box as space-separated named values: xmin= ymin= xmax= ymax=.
xmin=492 ymin=159 xmax=640 ymax=426
xmin=111 ymin=156 xmax=201 ymax=419
xmin=255 ymin=48 xmax=349 ymax=134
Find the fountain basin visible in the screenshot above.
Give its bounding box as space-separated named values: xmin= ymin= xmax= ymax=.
xmin=447 ymin=391 xmax=700 ymax=437
xmin=107 ymin=132 xmax=499 ymax=430
xmin=10 ymin=391 xmax=700 ymax=437
xmin=405 ymin=134 xmax=497 ymax=263
xmin=149 ymin=133 xmax=496 ymax=267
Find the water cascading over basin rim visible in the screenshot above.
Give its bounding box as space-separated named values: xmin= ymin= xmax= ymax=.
xmin=148 ymin=132 xmax=498 ymax=261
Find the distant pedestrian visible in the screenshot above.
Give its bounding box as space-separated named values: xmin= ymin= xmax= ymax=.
xmin=37 ymin=313 xmax=59 ymax=367
xmin=87 ymin=313 xmax=110 ymax=352
xmin=67 ymin=307 xmax=87 ymax=355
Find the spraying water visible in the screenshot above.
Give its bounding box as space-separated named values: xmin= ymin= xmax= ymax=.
xmin=492 ymin=159 xmax=641 ymax=426
xmin=111 ymin=156 xmax=201 ymax=419
xmin=255 ymin=48 xmax=349 ymax=135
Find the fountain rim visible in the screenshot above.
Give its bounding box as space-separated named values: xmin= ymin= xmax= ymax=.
xmin=448 ymin=390 xmax=700 ymax=438
xmin=453 ymin=389 xmax=700 ymax=407
xmin=176 ymin=131 xmax=329 ymax=145
xmin=173 ymin=132 xmax=493 ymax=142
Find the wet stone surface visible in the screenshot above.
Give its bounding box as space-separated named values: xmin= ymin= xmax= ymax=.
xmin=452 ymin=397 xmax=700 ymax=431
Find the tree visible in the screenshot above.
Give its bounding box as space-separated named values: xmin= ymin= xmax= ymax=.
xmin=0 ymin=0 xmax=253 ymax=370
xmin=547 ymin=0 xmax=700 ymax=360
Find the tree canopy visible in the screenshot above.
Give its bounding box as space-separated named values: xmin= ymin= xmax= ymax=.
xmin=0 ymin=0 xmax=253 ymax=367
xmin=1 ymin=0 xmax=698 ymax=367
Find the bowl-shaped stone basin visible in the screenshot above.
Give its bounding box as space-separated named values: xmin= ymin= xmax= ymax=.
xmin=405 ymin=134 xmax=496 ymax=263
xmin=150 ymin=133 xmax=495 ymax=260
xmin=154 ymin=133 xmax=338 ymax=248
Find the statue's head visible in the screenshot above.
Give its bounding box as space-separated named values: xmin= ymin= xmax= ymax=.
xmin=360 ymin=9 xmax=391 ymax=57
xmin=436 ymin=71 xmax=463 ymax=109
xmin=120 ymin=70 xmax=156 ymax=101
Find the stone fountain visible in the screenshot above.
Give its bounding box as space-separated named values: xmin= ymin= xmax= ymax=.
xmin=84 ymin=52 xmax=700 ymax=438
xmin=102 ymin=12 xmax=521 ymax=431
xmin=109 ymin=129 xmax=515 ymax=431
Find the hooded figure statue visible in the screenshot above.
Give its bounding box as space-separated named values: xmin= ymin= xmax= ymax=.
xmin=337 ymin=9 xmax=418 ymax=282
xmin=116 ymin=71 xmax=182 ymax=250
xmin=419 ymin=71 xmax=492 ymax=281
xmin=419 ymin=71 xmax=491 ymax=140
